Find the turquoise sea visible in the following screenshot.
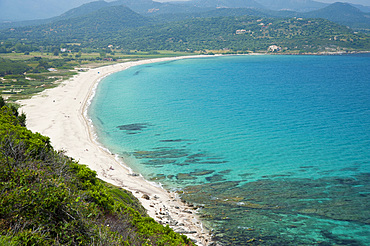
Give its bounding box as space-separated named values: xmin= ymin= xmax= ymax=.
xmin=89 ymin=55 xmax=370 ymax=245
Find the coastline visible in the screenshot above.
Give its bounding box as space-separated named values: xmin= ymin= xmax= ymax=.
xmin=18 ymin=56 xmax=215 ymax=246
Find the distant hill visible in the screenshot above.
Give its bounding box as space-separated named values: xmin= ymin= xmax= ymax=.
xmin=351 ymin=3 xmax=370 ymax=13
xmin=303 ymin=2 xmax=370 ymax=30
xmin=153 ymin=7 xmax=271 ymax=22
xmin=0 ymin=0 xmax=208 ymax=30
xmin=0 ymin=1 xmax=111 ymax=30
xmin=153 ymin=3 xmax=370 ymax=32
xmin=105 ymin=15 xmax=370 ymax=53
xmin=58 ymin=4 xmax=152 ymax=31
xmin=110 ymin=0 xmax=213 ymax=15
xmin=1 ymin=0 xmax=369 ymax=34
xmin=189 ymin=0 xmax=265 ymax=9
xmin=58 ymin=0 xmax=110 ymax=20
xmin=109 ymin=0 xmax=164 ymax=14
xmin=0 ymin=0 xmax=94 ymax=21
xmin=0 ymin=0 xmax=157 ymax=30
xmin=1 ymin=5 xmax=152 ymax=42
xmin=152 ymin=7 xmax=298 ymax=23
xmin=255 ymin=0 xmax=327 ymax=12
xmin=1 ymin=3 xmax=369 ymax=54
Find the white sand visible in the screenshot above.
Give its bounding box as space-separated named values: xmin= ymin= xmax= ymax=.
xmin=18 ymin=56 xmax=214 ymax=245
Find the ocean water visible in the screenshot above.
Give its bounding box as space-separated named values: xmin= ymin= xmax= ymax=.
xmin=89 ymin=55 xmax=370 ymax=245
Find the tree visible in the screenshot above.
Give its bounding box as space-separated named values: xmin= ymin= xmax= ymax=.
xmin=0 ymin=96 xmax=5 ymax=108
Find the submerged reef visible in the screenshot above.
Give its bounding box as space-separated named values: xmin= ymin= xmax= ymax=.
xmin=180 ymin=173 xmax=370 ymax=245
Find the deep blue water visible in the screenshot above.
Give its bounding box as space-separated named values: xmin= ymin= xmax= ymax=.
xmin=89 ymin=55 xmax=370 ymax=245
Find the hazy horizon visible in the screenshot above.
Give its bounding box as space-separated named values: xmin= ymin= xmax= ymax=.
xmin=155 ymin=0 xmax=370 ymax=5
xmin=0 ymin=0 xmax=369 ymax=22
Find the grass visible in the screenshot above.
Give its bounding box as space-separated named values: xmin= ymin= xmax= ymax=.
xmin=0 ymin=50 xmax=199 ymax=101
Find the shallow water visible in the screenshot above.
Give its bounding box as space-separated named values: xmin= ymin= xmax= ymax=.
xmin=89 ymin=55 xmax=370 ymax=245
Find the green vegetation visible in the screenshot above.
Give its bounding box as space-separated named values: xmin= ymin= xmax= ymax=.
xmin=0 ymin=58 xmax=30 ymax=76
xmin=0 ymin=50 xmax=193 ymax=100
xmin=1 ymin=8 xmax=369 ymax=100
xmin=0 ymin=2 xmax=368 ymax=245
xmin=302 ymin=2 xmax=370 ymax=32
xmin=0 ymin=5 xmax=369 ymax=55
xmin=0 ymin=97 xmax=194 ymax=245
xmin=114 ymin=16 xmax=369 ymax=53
xmin=0 ymin=57 xmax=79 ymax=100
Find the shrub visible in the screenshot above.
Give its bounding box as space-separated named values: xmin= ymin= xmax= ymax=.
xmin=0 ymin=100 xmax=194 ymax=245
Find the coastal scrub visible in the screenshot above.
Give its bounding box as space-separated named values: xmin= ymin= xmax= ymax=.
xmin=0 ymin=98 xmax=194 ymax=245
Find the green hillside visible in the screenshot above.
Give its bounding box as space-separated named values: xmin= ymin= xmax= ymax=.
xmin=58 ymin=1 xmax=111 ymax=20
xmin=115 ymin=15 xmax=369 ymax=53
xmin=0 ymin=98 xmax=194 ymax=245
xmin=191 ymin=0 xmax=264 ymax=9
xmin=1 ymin=0 xmax=369 ymax=34
xmin=24 ymin=5 xmax=151 ymax=40
xmin=303 ymin=2 xmax=370 ymax=31
xmin=1 ymin=9 xmax=369 ymax=54
xmin=255 ymin=0 xmax=327 ymax=12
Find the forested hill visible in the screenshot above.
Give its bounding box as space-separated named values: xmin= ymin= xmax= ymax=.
xmin=1 ymin=0 xmax=369 ymax=33
xmin=190 ymin=0 xmax=264 ymax=9
xmin=37 ymin=5 xmax=152 ymax=37
xmin=255 ymin=0 xmax=327 ymax=12
xmin=58 ymin=0 xmax=113 ymax=20
xmin=0 ymin=5 xmax=152 ymax=46
xmin=302 ymin=2 xmax=370 ymax=30
xmin=55 ymin=5 xmax=152 ymax=32
xmin=1 ymin=5 xmax=369 ymax=54
xmin=115 ymin=16 xmax=370 ymax=53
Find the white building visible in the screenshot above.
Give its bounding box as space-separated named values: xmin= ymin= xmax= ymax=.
xmin=268 ymin=45 xmax=281 ymax=52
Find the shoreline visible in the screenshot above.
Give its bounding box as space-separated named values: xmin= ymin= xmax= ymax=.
xmin=18 ymin=55 xmax=216 ymax=246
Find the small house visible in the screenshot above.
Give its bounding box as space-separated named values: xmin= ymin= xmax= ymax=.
xmin=268 ymin=45 xmax=281 ymax=52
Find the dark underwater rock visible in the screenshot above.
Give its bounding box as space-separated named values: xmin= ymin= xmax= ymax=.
xmin=190 ymin=170 xmax=215 ymax=176
xmin=117 ymin=123 xmax=152 ymax=134
xmin=177 ymin=173 xmax=197 ymax=180
xmin=206 ymin=174 xmax=225 ymax=182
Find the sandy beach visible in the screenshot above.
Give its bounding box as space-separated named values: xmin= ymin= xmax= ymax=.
xmin=18 ymin=56 xmax=214 ymax=246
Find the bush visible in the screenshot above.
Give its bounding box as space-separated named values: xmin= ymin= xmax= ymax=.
xmin=0 ymin=100 xmax=194 ymax=245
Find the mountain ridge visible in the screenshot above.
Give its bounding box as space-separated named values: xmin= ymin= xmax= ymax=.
xmin=1 ymin=4 xmax=368 ymax=54
xmin=189 ymin=0 xmax=265 ymax=9
xmin=34 ymin=5 xmax=152 ymax=37
xmin=2 ymin=0 xmax=369 ymax=23
xmin=302 ymin=2 xmax=370 ymax=30
xmin=0 ymin=0 xmax=369 ymax=32
xmin=255 ymin=0 xmax=327 ymax=12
